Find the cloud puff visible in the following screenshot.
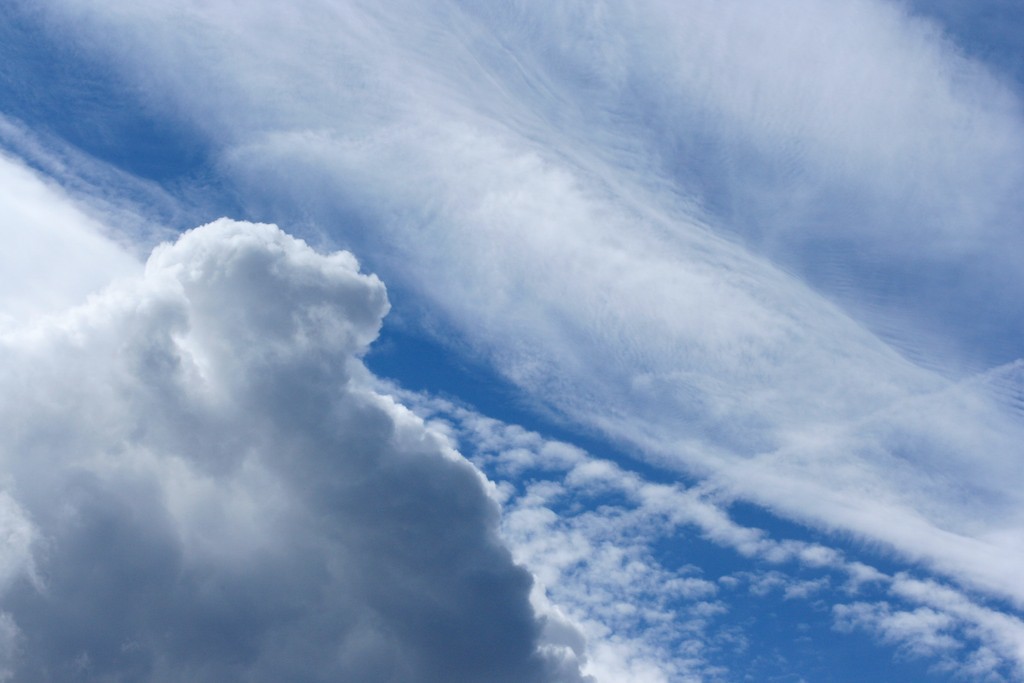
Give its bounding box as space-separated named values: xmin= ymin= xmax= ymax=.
xmin=0 ymin=219 xmax=588 ymax=682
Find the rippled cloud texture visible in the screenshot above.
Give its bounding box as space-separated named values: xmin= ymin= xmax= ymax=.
xmin=2 ymin=0 xmax=1024 ymax=680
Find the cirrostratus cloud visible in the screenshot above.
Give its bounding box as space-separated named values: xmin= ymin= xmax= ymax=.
xmin=0 ymin=218 xmax=589 ymax=683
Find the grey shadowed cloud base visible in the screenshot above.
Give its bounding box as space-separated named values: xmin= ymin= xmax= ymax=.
xmin=0 ymin=219 xmax=590 ymax=683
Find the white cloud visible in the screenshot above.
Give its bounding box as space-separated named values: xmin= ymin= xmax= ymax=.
xmin=0 ymin=151 xmax=141 ymax=330
xmin=833 ymin=603 xmax=961 ymax=658
xmin=0 ymin=114 xmax=187 ymax=249
xmin=0 ymin=219 xmax=589 ymax=682
xmin=829 ymin=573 xmax=1024 ymax=680
xmin=735 ymin=571 xmax=830 ymax=601
xmin=890 ymin=575 xmax=1024 ymax=676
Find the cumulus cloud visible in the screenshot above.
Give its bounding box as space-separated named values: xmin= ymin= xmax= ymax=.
xmin=0 ymin=219 xmax=588 ymax=682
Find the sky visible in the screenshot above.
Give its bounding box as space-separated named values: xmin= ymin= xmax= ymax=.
xmin=1 ymin=1 xmax=1023 ymax=681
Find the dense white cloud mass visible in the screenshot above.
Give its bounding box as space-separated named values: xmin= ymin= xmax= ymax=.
xmin=0 ymin=219 xmax=589 ymax=682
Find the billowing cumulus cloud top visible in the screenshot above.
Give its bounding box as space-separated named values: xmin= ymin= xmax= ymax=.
xmin=0 ymin=219 xmax=588 ymax=682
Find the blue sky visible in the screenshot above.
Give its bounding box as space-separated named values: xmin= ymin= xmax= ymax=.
xmin=1 ymin=1 xmax=1023 ymax=681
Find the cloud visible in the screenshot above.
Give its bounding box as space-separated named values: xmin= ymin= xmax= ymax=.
xmin=0 ymin=114 xmax=192 ymax=248
xmin=0 ymin=150 xmax=141 ymax=329
xmin=831 ymin=587 xmax=1024 ymax=682
xmin=14 ymin=0 xmax=1024 ymax=656
xmin=0 ymin=219 xmax=588 ymax=682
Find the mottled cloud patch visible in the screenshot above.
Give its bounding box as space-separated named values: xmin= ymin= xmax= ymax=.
xmin=401 ymin=391 xmax=1024 ymax=681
